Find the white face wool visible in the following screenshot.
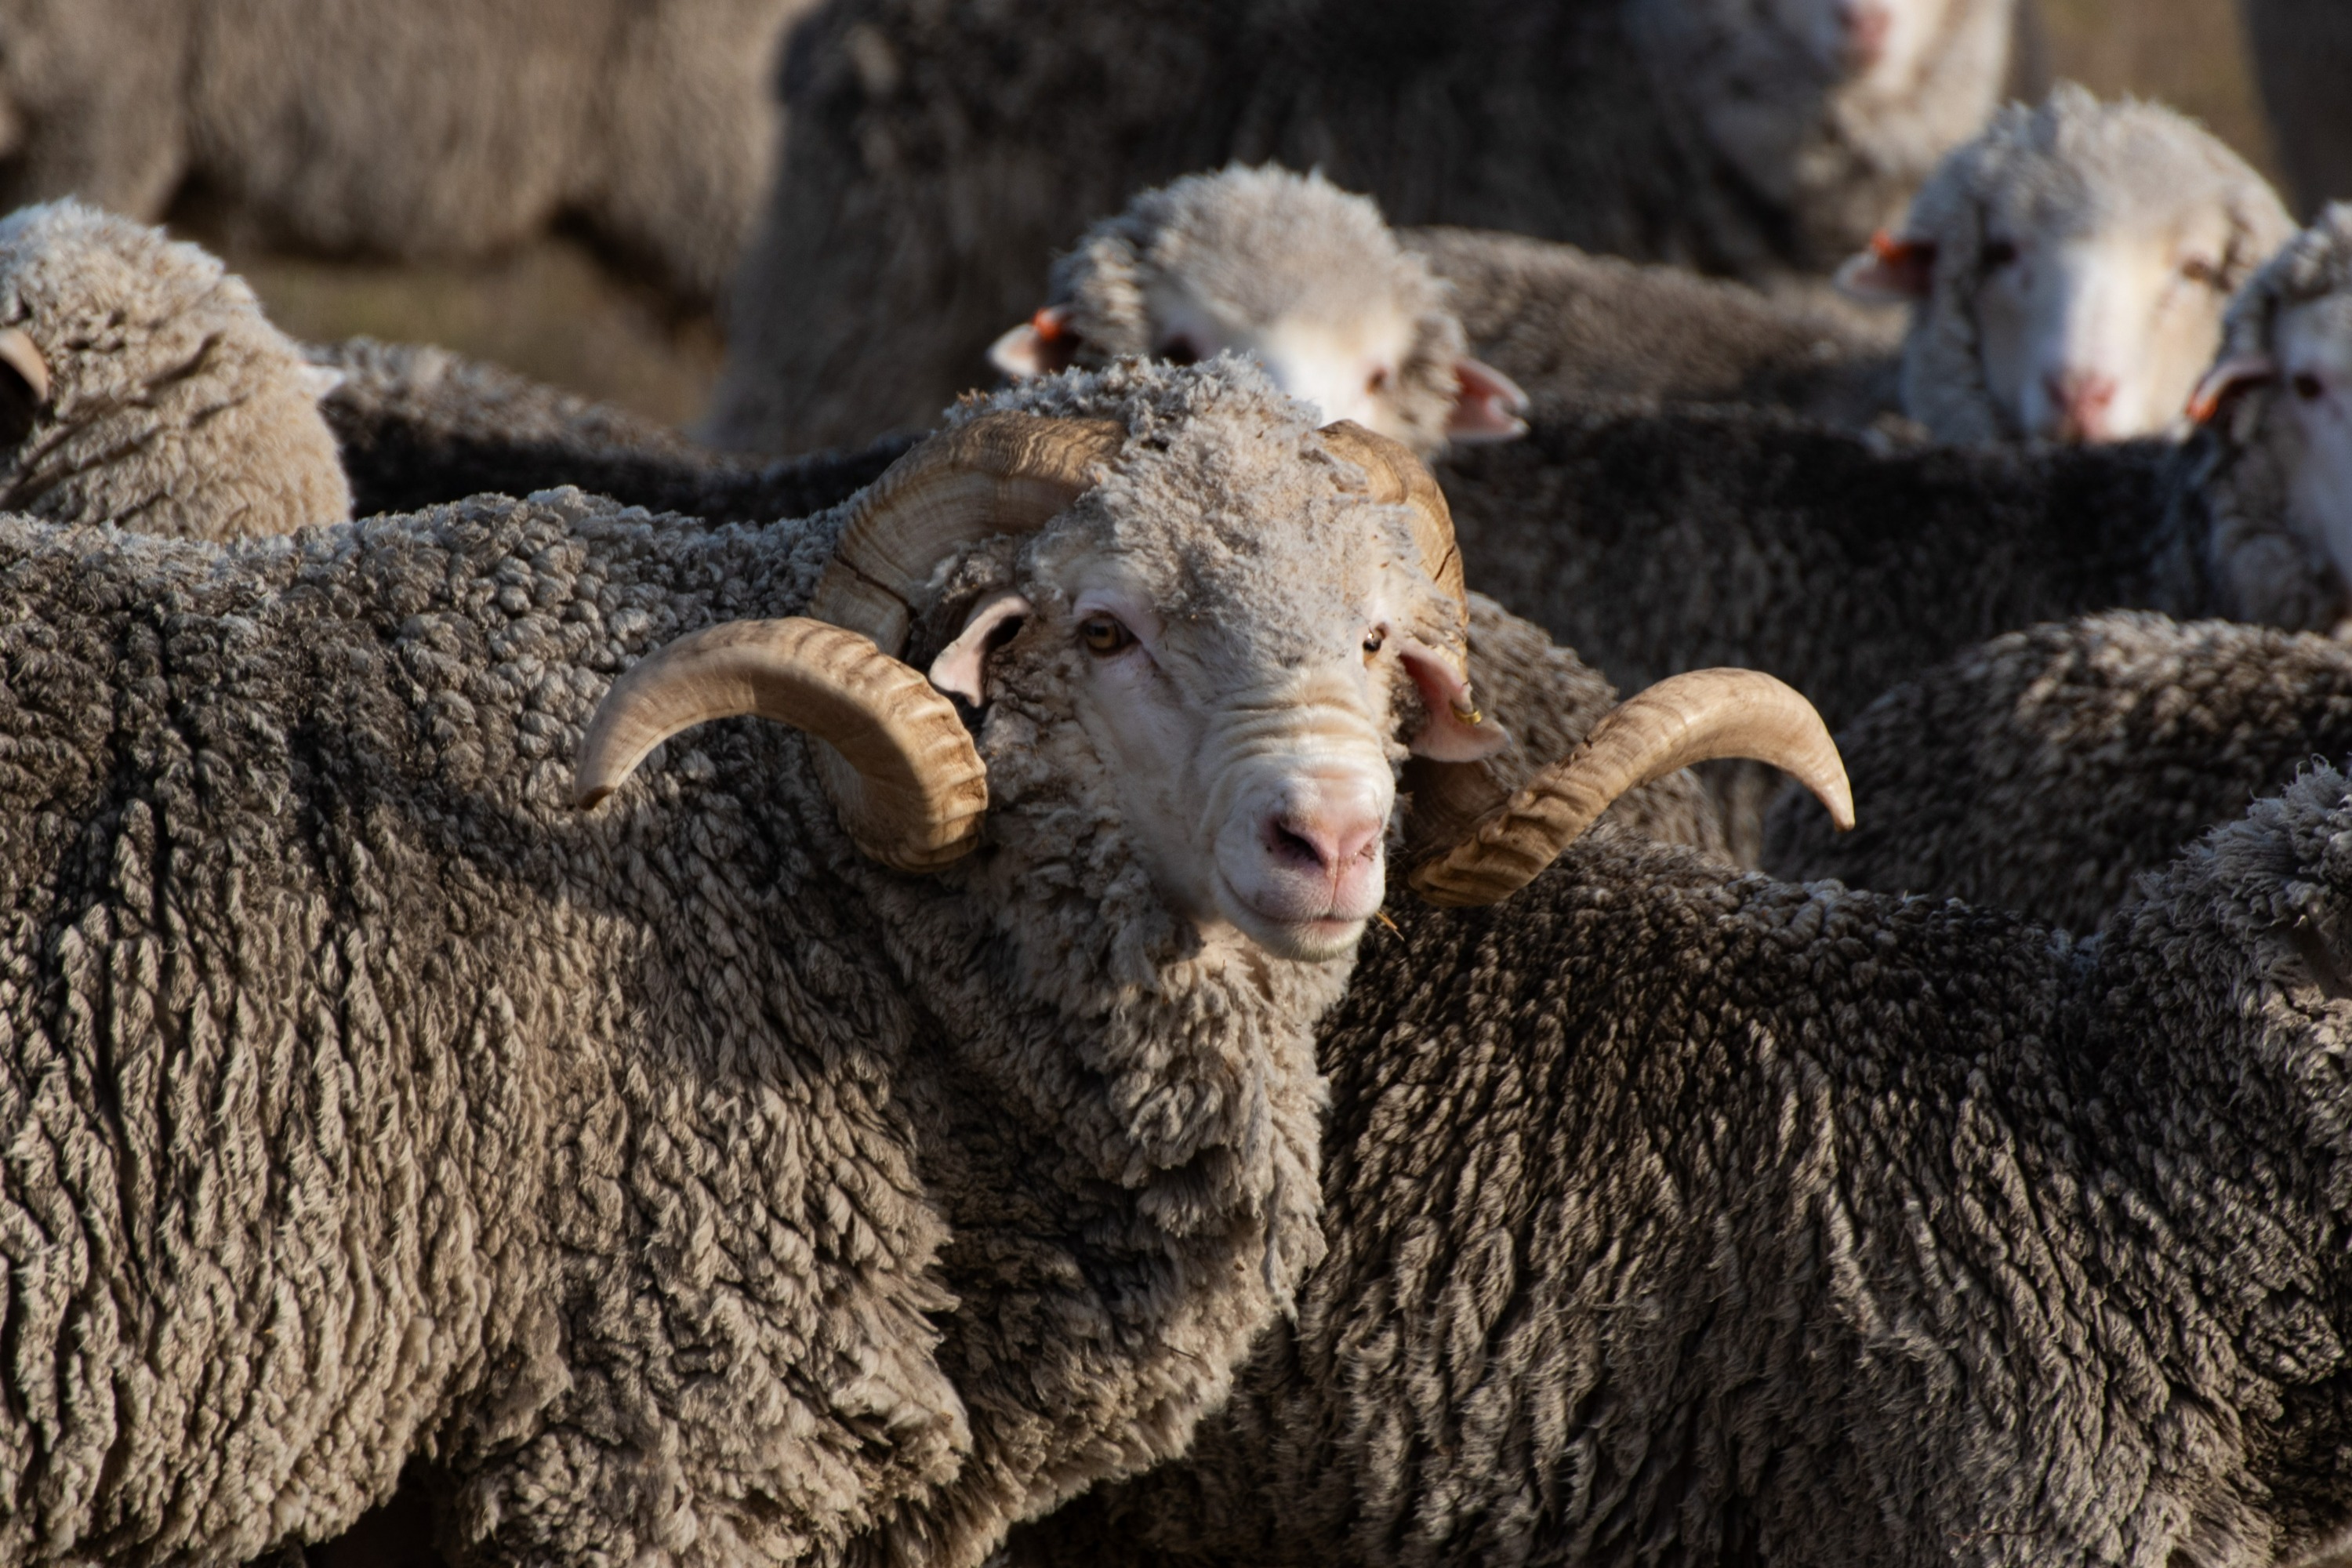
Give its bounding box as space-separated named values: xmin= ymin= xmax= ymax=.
xmin=2271 ymin=298 xmax=2352 ymax=595
xmin=1764 ymin=0 xmax=1962 ymax=94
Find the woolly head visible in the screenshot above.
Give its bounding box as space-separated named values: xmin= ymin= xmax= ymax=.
xmin=1841 ymin=85 xmax=2294 ymax=445
xmin=2187 ymin=205 xmax=2352 ymax=612
xmin=987 ymin=166 xmax=1526 ymax=460
xmin=575 ymin=361 xmax=1849 ymax=960
xmin=0 ymin=198 xmax=350 ymax=538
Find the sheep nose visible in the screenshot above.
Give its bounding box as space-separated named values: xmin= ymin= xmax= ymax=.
xmin=2043 ymin=369 xmax=2118 ymax=441
xmin=1263 ymin=805 xmax=1383 ymax=883
xmin=1839 ymin=2 xmax=1890 ymax=67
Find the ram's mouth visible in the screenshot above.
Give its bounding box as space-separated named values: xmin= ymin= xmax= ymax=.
xmin=1214 ymin=869 xmax=1379 ymax=963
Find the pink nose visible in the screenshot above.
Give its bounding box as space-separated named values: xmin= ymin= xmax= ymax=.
xmin=1263 ymin=807 xmax=1383 ymax=886
xmin=2043 ymin=370 xmax=2118 ymax=441
xmin=1840 ymin=2 xmax=1890 ymax=67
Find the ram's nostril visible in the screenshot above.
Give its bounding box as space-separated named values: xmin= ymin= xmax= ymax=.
xmin=1267 ymin=818 xmax=1329 ymax=869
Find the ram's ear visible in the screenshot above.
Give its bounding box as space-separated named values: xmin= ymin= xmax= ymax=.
xmin=1446 ymin=357 xmax=1529 ymax=444
xmin=987 ymin=307 xmax=1081 ymax=380
xmin=2188 ymin=354 xmax=2277 ymax=424
xmin=299 ymin=363 xmax=347 ymax=401
xmin=927 ymin=590 xmax=1033 ymax=706
xmin=1397 ymin=637 xmax=1510 ymax=761
xmin=1836 ymin=230 xmax=1936 ymax=303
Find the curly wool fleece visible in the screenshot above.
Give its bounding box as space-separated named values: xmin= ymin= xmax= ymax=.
xmin=0 ymin=359 xmax=1467 ymax=1566
xmin=0 ymin=198 xmax=350 ymax=538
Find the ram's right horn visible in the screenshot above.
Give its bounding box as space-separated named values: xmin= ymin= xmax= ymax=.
xmin=1409 ymin=669 xmax=1853 ymax=906
xmin=573 ymin=616 xmax=988 ymax=873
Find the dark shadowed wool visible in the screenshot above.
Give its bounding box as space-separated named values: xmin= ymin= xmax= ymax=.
xmin=1766 ymin=611 xmax=2352 ymax=931
xmin=1009 ymin=770 xmax=2352 ymax=1567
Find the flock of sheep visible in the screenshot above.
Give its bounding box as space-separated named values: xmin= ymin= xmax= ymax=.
xmin=10 ymin=2 xmax=2352 ymax=1566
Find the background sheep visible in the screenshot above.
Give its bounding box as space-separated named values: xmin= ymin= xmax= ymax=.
xmin=315 ymin=336 xmax=911 ymax=523
xmin=1763 ymin=611 xmax=2352 ymax=931
xmin=709 ymin=0 xmax=2027 ymax=452
xmin=0 ymin=198 xmax=349 ymax=539
xmin=2173 ymin=201 xmax=2352 ymax=631
xmin=0 ymin=359 xmax=1831 ymax=1565
xmin=1837 ymin=83 xmax=2294 ymax=443
xmin=1007 ymin=763 xmax=2352 ymax=1568
xmin=0 ymin=0 xmax=818 ymax=306
xmin=2240 ymin=0 xmax=2352 ymax=221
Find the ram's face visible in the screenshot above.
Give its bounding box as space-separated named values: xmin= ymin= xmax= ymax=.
xmin=1142 ymin=278 xmax=1426 ymax=450
xmin=1764 ymin=0 xmax=1956 ymax=89
xmin=1974 ymin=193 xmax=2245 ymax=443
xmin=928 ymin=437 xmax=1497 ymax=963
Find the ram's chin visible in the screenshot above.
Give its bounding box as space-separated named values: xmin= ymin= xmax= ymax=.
xmin=1221 ymin=903 xmax=1370 ymax=964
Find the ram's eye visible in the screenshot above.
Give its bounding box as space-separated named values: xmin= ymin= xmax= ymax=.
xmin=1367 ymin=366 xmax=1391 ymax=394
xmin=2296 ymin=372 xmax=2326 ymax=401
xmin=1079 ymin=615 xmax=1135 ymax=655
xmin=1157 ymin=337 xmax=1200 ymax=366
xmin=1980 ymin=238 xmax=2018 ymax=269
xmin=2180 ymin=256 xmax=2226 ymax=289
xmin=1362 ymin=629 xmax=1385 ymax=660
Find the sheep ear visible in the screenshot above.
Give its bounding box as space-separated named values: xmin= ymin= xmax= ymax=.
xmin=2188 ymin=354 xmax=2276 ymax=424
xmin=1836 ymin=231 xmax=1936 ymax=303
xmin=1446 ymin=358 xmax=1529 ymax=444
xmin=299 ymin=363 xmax=347 ymax=401
xmin=927 ymin=590 xmax=1033 ymax=706
xmin=1398 ymin=637 xmax=1510 ymax=761
xmin=987 ymin=307 xmax=1080 ymax=380
xmin=0 ymin=328 xmax=48 ymax=447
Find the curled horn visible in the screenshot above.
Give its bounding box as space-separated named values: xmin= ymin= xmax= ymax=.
xmin=1409 ymin=669 xmax=1854 ymax=907
xmin=813 ymin=412 xmax=1127 ymax=652
xmin=572 ymin=412 xmax=1126 ymax=871
xmin=1316 ymin=419 xmax=1466 ymax=612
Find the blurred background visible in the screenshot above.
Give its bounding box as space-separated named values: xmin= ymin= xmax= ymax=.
xmin=153 ymin=0 xmax=2285 ymax=430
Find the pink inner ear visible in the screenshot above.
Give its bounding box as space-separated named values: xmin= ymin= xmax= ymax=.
xmin=1835 ymin=230 xmax=1936 ymax=303
xmin=928 ymin=591 xmax=1034 ymax=706
xmin=1396 ymin=637 xmax=1510 ymax=761
xmin=986 ymin=307 xmax=1080 ymax=380
xmin=1447 ymin=358 xmax=1530 ymax=443
xmin=2187 ymin=354 xmax=2278 ymax=424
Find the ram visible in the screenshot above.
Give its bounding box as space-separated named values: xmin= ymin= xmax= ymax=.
xmin=0 ymin=359 xmax=1826 ymax=1565
xmin=1840 ymin=83 xmax=2295 ymax=444
xmin=1009 ymin=755 xmax=2352 ymax=1568
xmin=710 ymin=0 xmax=2026 ymax=451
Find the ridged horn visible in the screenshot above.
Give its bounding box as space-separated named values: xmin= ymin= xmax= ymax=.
xmin=811 ymin=412 xmax=1127 ymax=652
xmin=1408 ymin=669 xmax=1854 ymax=907
xmin=1317 ymin=419 xmax=1466 ymax=613
xmin=572 ymin=616 xmax=988 ymax=873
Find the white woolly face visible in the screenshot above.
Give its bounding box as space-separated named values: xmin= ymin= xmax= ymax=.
xmin=1143 ymin=281 xmax=1425 ymax=448
xmin=1764 ymin=0 xmax=1957 ymax=92
xmin=1973 ymin=212 xmax=2241 ymax=441
xmin=2272 ymin=298 xmax=2352 ymax=593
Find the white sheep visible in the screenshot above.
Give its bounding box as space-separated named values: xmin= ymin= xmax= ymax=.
xmin=1838 ymin=83 xmax=2294 ymax=444
xmin=0 ymin=199 xmax=350 ymax=539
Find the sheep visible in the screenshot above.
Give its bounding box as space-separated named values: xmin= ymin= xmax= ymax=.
xmin=313 ymin=336 xmax=913 ymax=524
xmin=982 ymin=164 xmax=1907 ymax=450
xmin=2241 ymin=0 xmax=2352 ymax=223
xmin=1004 ymin=755 xmax=2352 ymax=1568
xmin=0 ymin=198 xmax=350 ymax=540
xmin=0 ymin=0 xmax=820 ymax=305
xmin=1762 ymin=610 xmax=2352 ymax=932
xmin=1836 ymin=84 xmax=2296 ymax=444
xmin=708 ymin=0 xmax=2026 ymax=452
xmin=0 ymin=357 xmax=1838 ymax=1565
xmin=982 ymin=166 xmax=1530 ymax=459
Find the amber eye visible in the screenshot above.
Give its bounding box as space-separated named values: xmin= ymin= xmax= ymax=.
xmin=1157 ymin=337 xmax=1200 ymax=366
xmin=1362 ymin=629 xmax=1385 ymax=660
xmin=1367 ymin=366 xmax=1391 ymax=394
xmin=1980 ymin=238 xmax=2018 ymax=269
xmin=2181 ymin=256 xmax=2226 ymax=289
xmin=2296 ymin=372 xmax=2326 ymax=401
xmin=1080 ymin=615 xmax=1135 ymax=654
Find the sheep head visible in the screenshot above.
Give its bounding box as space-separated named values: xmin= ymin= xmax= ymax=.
xmin=1842 ymin=85 xmax=2295 ymax=445
xmin=576 ymin=372 xmax=1852 ymax=959
xmin=985 ymin=166 xmax=1526 ymax=459
xmin=2190 ymin=205 xmax=2352 ymax=611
